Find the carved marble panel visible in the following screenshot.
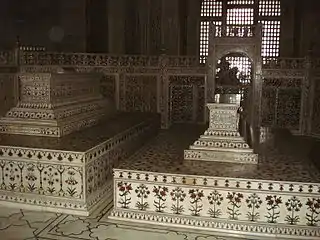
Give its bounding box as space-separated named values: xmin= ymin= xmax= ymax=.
xmin=100 ymin=74 xmax=116 ymax=100
xmin=262 ymin=78 xmax=303 ymax=131
xmin=277 ymin=89 xmax=302 ymax=130
xmin=169 ymin=76 xmax=205 ymax=123
xmin=124 ymin=75 xmax=158 ymax=112
xmin=261 ymin=88 xmax=276 ymax=126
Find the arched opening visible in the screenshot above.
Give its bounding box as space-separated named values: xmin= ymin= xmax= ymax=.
xmin=214 ymin=52 xmax=252 ymax=104
xmin=214 ymin=52 xmax=254 ymax=145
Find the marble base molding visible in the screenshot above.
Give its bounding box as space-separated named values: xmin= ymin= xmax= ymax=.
xmin=110 ymin=169 xmax=320 ymax=239
xmin=184 ymin=149 xmax=258 ymax=164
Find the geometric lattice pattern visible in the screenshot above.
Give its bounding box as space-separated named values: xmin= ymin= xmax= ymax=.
xmin=201 ymin=0 xmax=222 ymax=17
xmin=259 ymin=0 xmax=281 ymax=17
xmin=260 ymin=20 xmax=281 ymax=58
xmin=227 ymin=0 xmax=254 ymax=4
xmin=200 ymin=0 xmax=281 ymax=62
xmin=227 ymin=8 xmax=254 ymax=25
xmin=200 ymin=21 xmax=222 ymax=64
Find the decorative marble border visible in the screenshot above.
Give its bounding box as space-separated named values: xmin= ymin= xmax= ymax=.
xmin=110 ymin=210 xmax=320 ymax=239
xmin=111 ymin=169 xmax=320 ymax=238
xmin=113 ymin=169 xmax=320 ymax=194
xmin=0 ymin=146 xmax=85 ymax=164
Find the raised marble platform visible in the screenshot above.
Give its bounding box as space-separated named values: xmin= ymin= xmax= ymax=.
xmin=109 ymin=125 xmax=320 ymax=239
xmin=185 ymin=103 xmax=258 ymax=164
xmin=0 ymin=112 xmax=160 ymax=216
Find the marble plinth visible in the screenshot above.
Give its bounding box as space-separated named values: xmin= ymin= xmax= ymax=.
xmin=0 ymin=113 xmax=160 ymax=216
xmin=108 ymin=125 xmax=320 ymax=239
xmin=0 ymin=72 xmax=114 ymax=137
xmin=185 ymin=103 xmax=258 ymax=164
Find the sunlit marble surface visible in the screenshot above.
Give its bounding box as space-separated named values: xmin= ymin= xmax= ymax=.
xmin=0 ymin=112 xmax=158 ymax=151
xmin=0 ymin=204 xmax=253 ymax=240
xmin=118 ymin=124 xmax=320 ymax=182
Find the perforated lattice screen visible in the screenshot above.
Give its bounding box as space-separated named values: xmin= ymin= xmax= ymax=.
xmin=259 ymin=0 xmax=281 ymax=16
xmin=201 ymin=0 xmax=223 ymax=17
xmin=227 ymin=0 xmax=254 ymax=5
xmin=200 ymin=0 xmax=281 ymax=63
xmin=260 ymin=20 xmax=281 ymax=57
xmin=200 ymin=21 xmax=222 ymax=64
xmin=226 ymin=8 xmax=254 ymax=25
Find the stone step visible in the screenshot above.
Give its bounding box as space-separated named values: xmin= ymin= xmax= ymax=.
xmin=184 ymin=149 xmax=258 ymax=164
xmin=200 ymin=137 xmax=245 ymax=144
xmin=189 ymin=145 xmax=253 ymax=153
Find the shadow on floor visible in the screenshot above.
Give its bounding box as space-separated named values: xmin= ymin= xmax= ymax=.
xmin=270 ymin=127 xmax=320 ymax=170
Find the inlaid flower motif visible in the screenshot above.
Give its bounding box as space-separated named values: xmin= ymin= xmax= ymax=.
xmin=189 ymin=189 xmax=204 ymax=216
xmin=170 ymin=187 xmax=187 ymax=214
xmin=285 ymin=196 xmax=302 ymax=225
xmin=246 ymin=193 xmax=263 ymax=221
xmin=117 ymin=182 xmax=133 ymax=208
xmin=306 ymin=198 xmax=320 ymax=226
xmin=135 ymin=184 xmax=150 ymax=211
xmin=153 ymin=186 xmax=168 ymax=212
xmin=207 ymin=190 xmax=224 ymax=218
xmin=226 ymin=192 xmax=244 ymax=220
xmin=265 ymin=195 xmax=282 ymax=223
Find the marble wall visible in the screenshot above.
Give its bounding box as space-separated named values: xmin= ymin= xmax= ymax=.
xmin=0 ymin=73 xmax=16 ymax=117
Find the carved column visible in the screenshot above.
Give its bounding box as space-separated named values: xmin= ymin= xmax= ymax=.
xmin=301 ymin=55 xmax=312 ymax=135
xmin=159 ymin=55 xmax=169 ymax=129
xmin=108 ymin=0 xmax=126 ymax=54
xmin=186 ymin=0 xmax=201 ymax=56
xmin=59 ymin=0 xmax=87 ymax=52
xmin=149 ymin=1 xmax=162 ymax=54
xmin=206 ymin=23 xmax=217 ymax=103
xmin=137 ymin=0 xmax=150 ymax=54
xmin=161 ymin=0 xmax=180 ymax=55
xmin=251 ymin=24 xmax=263 ymax=151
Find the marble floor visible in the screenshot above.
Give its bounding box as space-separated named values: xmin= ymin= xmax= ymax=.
xmin=118 ymin=124 xmax=320 ymax=182
xmin=0 ymin=202 xmax=253 ymax=240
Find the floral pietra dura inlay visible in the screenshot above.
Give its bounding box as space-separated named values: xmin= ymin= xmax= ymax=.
xmin=115 ymin=180 xmax=320 ymax=225
xmin=111 ymin=168 xmax=320 ymax=239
